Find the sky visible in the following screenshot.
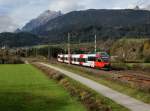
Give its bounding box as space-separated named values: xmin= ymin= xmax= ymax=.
xmin=0 ymin=0 xmax=150 ymax=32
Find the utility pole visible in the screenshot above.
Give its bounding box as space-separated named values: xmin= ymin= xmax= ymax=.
xmin=48 ymin=46 xmax=50 ymax=61
xmin=78 ymin=39 xmax=81 ymax=49
xmin=25 ymin=48 xmax=28 ymax=57
xmin=95 ymin=34 xmax=97 ymax=53
xmin=68 ymin=33 xmax=71 ymax=64
xmin=35 ymin=48 xmax=37 ymax=57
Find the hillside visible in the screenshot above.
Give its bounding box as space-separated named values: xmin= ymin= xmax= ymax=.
xmin=2 ymin=9 xmax=150 ymax=47
xmin=26 ymin=9 xmax=150 ymax=43
xmin=111 ymin=38 xmax=150 ymax=62
xmin=0 ymin=32 xmax=40 ymax=47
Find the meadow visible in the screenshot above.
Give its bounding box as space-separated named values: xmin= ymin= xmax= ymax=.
xmin=0 ymin=64 xmax=86 ymax=111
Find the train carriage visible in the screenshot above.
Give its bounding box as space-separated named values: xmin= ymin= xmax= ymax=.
xmin=57 ymin=52 xmax=111 ymax=70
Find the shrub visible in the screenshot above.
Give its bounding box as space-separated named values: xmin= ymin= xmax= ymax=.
xmin=52 ymin=73 xmax=64 ymax=81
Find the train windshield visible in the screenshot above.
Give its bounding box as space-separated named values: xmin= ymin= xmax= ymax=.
xmin=97 ymin=52 xmax=110 ymax=62
xmin=101 ymin=58 xmax=109 ymax=62
xmin=96 ymin=58 xmax=109 ymax=62
xmin=98 ymin=52 xmax=109 ymax=57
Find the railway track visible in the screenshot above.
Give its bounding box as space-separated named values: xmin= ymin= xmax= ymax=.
xmin=91 ymin=67 xmax=150 ymax=88
xmin=114 ymin=74 xmax=150 ymax=87
xmin=57 ymin=62 xmax=150 ymax=89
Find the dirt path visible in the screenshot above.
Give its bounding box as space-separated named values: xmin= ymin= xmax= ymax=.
xmin=39 ymin=62 xmax=150 ymax=111
xmin=25 ymin=60 xmax=29 ymax=64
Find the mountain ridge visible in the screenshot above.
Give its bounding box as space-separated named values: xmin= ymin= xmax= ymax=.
xmin=21 ymin=10 xmax=62 ymax=32
xmin=27 ymin=9 xmax=150 ymax=43
xmin=10 ymin=9 xmax=150 ymax=46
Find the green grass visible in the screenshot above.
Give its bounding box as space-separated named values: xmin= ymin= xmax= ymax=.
xmin=52 ymin=63 xmax=150 ymax=104
xmin=126 ymin=63 xmax=150 ymax=68
xmin=111 ymin=62 xmax=150 ymax=75
xmin=0 ymin=64 xmax=86 ymax=111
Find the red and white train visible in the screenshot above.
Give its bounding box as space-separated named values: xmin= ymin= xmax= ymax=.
xmin=57 ymin=52 xmax=111 ymax=70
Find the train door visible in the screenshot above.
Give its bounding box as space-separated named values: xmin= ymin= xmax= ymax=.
xmin=87 ymin=56 xmax=96 ymax=67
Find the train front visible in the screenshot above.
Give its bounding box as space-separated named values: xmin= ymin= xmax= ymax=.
xmin=95 ymin=52 xmax=111 ymax=70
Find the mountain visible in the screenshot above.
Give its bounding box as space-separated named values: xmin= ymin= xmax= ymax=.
xmin=15 ymin=28 xmax=21 ymax=33
xmin=133 ymin=5 xmax=140 ymax=10
xmin=26 ymin=9 xmax=150 ymax=43
xmin=22 ymin=10 xmax=62 ymax=32
xmin=2 ymin=9 xmax=150 ymax=47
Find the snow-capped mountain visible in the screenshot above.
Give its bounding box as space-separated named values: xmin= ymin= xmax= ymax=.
xmin=21 ymin=10 xmax=62 ymax=32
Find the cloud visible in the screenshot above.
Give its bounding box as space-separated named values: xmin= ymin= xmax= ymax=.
xmin=141 ymin=0 xmax=150 ymax=10
xmin=0 ymin=15 xmax=18 ymax=32
xmin=0 ymin=0 xmax=86 ymax=32
xmin=49 ymin=0 xmax=85 ymax=13
xmin=143 ymin=4 xmax=150 ymax=10
xmin=1 ymin=0 xmax=52 ymax=29
xmin=1 ymin=0 xmax=150 ymax=33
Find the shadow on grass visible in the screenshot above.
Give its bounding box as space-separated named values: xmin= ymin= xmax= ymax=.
xmin=0 ymin=91 xmax=69 ymax=111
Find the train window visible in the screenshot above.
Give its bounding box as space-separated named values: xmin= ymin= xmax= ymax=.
xmin=99 ymin=52 xmax=109 ymax=57
xmin=101 ymin=58 xmax=109 ymax=62
xmin=88 ymin=57 xmax=96 ymax=61
xmin=76 ymin=58 xmax=79 ymax=62
xmin=72 ymin=58 xmax=75 ymax=61
xmin=79 ymin=58 xmax=86 ymax=62
xmin=60 ymin=57 xmax=63 ymax=60
xmin=82 ymin=59 xmax=86 ymax=62
xmin=79 ymin=58 xmax=81 ymax=62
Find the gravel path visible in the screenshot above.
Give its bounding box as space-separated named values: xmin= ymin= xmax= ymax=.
xmin=40 ymin=63 xmax=150 ymax=111
xmin=25 ymin=60 xmax=29 ymax=64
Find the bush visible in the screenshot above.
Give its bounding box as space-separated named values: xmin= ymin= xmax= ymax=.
xmin=0 ymin=56 xmax=24 ymax=64
xmin=111 ymin=63 xmax=129 ymax=70
xmin=52 ymin=73 xmax=64 ymax=81
xmin=144 ymin=57 xmax=150 ymax=63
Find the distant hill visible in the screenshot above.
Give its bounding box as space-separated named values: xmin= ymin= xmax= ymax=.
xmin=111 ymin=38 xmax=150 ymax=62
xmin=2 ymin=9 xmax=150 ymax=47
xmin=21 ymin=9 xmax=150 ymax=43
xmin=21 ymin=10 xmax=62 ymax=32
xmin=0 ymin=32 xmax=40 ymax=47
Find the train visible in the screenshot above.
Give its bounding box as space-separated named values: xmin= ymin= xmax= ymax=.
xmin=57 ymin=52 xmax=111 ymax=70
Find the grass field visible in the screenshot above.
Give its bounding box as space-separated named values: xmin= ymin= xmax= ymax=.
xmin=0 ymin=64 xmax=86 ymax=111
xmin=111 ymin=62 xmax=150 ymax=72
